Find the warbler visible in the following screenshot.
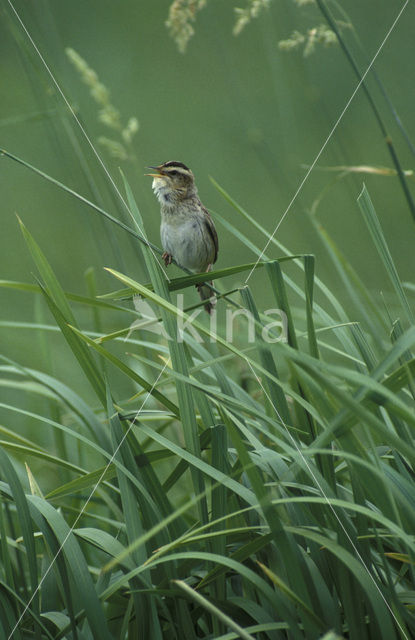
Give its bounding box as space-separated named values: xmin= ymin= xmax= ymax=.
xmin=146 ymin=161 xmax=218 ymax=313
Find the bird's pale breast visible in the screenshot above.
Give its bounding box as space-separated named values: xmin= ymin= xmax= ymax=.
xmin=161 ymin=213 xmax=214 ymax=272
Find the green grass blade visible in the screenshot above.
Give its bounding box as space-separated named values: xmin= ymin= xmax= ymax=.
xmin=211 ymin=179 xmax=362 ymax=358
xmin=173 ymin=580 xmax=256 ymax=640
xmin=1 ymin=148 xmax=157 ymax=250
xmin=239 ymin=285 xmax=291 ymax=424
xmin=358 ymin=184 xmax=414 ymax=324
xmin=0 ymin=449 xmax=39 ymax=624
xmin=121 ymin=172 xmax=209 ymax=526
xmin=288 ymin=526 xmax=399 ymax=640
xmin=68 ymin=324 xmax=180 ymax=416
xmin=18 ymin=217 xmax=76 ymax=325
xmin=304 ymin=255 xmax=319 ymax=358
xmin=0 ymin=279 xmax=129 ymax=313
xmin=315 ymin=0 xmax=415 ymax=224
xmin=0 ymin=357 xmax=110 ymax=451
xmin=27 ymin=495 xmax=113 ymax=640
xmin=38 ymin=283 xmax=107 ymax=406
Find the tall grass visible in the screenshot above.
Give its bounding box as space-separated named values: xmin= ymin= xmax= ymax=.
xmin=1 ymin=159 xmax=414 ymax=638
xmin=1 ymin=3 xmax=415 ymax=639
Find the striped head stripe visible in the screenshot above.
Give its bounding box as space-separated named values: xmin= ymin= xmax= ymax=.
xmin=161 ymin=161 xmax=191 ymax=172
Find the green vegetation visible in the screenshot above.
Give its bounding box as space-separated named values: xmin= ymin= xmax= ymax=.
xmin=1 ymin=1 xmax=415 ymax=638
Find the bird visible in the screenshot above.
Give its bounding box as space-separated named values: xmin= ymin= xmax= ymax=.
xmin=146 ymin=160 xmax=218 ymax=314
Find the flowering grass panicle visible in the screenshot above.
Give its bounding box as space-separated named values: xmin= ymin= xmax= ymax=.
xmin=233 ymin=0 xmax=271 ymax=36
xmin=66 ymin=48 xmax=139 ymax=159
xmin=279 ymin=24 xmax=337 ymax=56
xmin=166 ymin=0 xmax=206 ymax=53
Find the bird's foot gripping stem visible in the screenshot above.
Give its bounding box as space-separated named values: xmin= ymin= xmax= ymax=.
xmin=162 ymin=252 xmax=172 ymax=266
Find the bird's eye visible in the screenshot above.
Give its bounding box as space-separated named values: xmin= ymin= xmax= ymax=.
xmin=170 ymin=170 xmax=178 ymax=176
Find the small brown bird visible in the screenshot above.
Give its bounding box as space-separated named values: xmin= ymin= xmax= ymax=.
xmin=146 ymin=161 xmax=218 ymax=313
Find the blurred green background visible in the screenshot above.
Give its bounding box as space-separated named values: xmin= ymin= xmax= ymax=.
xmin=1 ymin=0 xmax=414 ymax=372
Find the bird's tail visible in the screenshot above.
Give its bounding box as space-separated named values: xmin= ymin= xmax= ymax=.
xmin=197 ymin=281 xmax=216 ymax=315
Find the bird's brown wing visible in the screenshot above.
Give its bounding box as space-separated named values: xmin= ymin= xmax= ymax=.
xmin=202 ymin=207 xmax=219 ymax=264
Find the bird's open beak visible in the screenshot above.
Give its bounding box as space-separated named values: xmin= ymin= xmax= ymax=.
xmin=144 ymin=165 xmax=164 ymax=178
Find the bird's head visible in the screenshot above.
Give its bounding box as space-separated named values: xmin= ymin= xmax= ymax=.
xmin=146 ymin=161 xmax=197 ymax=205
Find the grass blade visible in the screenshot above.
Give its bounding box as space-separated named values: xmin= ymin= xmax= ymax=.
xmin=358 ymin=184 xmax=414 ymax=324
